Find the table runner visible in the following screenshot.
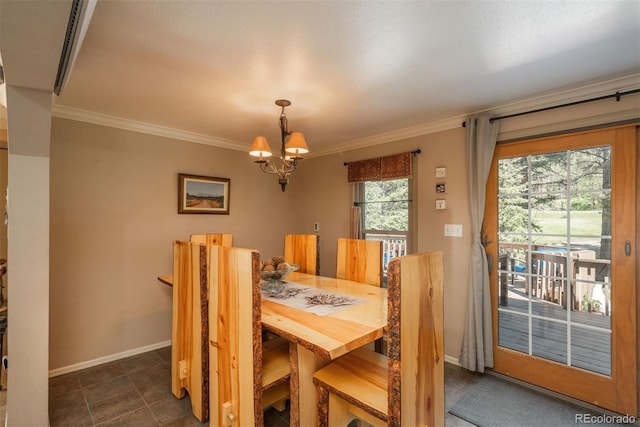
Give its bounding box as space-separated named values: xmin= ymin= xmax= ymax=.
xmin=261 ymin=281 xmax=366 ymax=316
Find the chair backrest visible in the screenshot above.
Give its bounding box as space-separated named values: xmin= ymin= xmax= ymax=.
xmin=208 ymin=245 xmax=263 ymax=426
xmin=284 ymin=234 xmax=320 ymax=275
xmin=336 ymin=238 xmax=382 ymax=286
xmin=189 ymin=233 xmax=233 ymax=247
xmin=386 ymin=251 xmax=444 ymax=426
xmin=189 ymin=233 xmax=233 ymax=288
xmin=172 ymin=240 xmax=208 ymax=421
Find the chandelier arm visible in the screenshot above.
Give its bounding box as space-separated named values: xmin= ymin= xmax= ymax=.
xmin=277 ymin=159 xmax=293 ymax=177
xmin=258 ymin=161 xmax=279 ymax=175
xmin=284 ymin=160 xmax=298 ymax=174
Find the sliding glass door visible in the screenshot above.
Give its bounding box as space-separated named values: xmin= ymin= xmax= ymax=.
xmin=484 ymin=125 xmax=637 ymax=415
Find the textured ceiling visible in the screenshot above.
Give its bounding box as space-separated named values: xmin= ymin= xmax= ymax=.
xmin=10 ymin=1 xmax=640 ymax=155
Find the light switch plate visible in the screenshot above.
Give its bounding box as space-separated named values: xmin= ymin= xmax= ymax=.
xmin=435 ymin=199 xmax=446 ymax=210
xmin=435 ymin=167 xmax=447 ymax=178
xmin=444 ymin=224 xmax=463 ymax=237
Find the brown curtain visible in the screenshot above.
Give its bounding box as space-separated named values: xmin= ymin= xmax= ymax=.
xmin=347 ymin=152 xmax=413 ymax=183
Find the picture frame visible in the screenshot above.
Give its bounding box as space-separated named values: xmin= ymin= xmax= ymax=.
xmin=178 ymin=173 xmax=230 ymax=214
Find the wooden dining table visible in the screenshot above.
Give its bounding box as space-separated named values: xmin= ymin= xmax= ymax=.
xmin=158 ymin=270 xmax=387 ymax=426
xmin=262 ymin=271 xmax=387 ymax=426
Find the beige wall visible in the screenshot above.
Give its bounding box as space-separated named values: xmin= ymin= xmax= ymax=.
xmin=49 ymin=119 xmax=298 ymax=370
xmin=49 ymin=118 xmax=473 ymax=368
xmin=292 ymin=129 xmax=471 ymax=359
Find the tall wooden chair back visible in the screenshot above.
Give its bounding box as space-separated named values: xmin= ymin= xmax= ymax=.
xmin=284 ymin=234 xmax=320 ymax=275
xmin=336 ymin=238 xmax=382 ymax=286
xmin=313 ymin=251 xmax=444 ymax=426
xmin=189 ymin=233 xmax=233 ymax=286
xmin=209 ymin=245 xmax=291 ymax=426
xmin=171 ymin=240 xmax=208 ymax=421
xmin=189 ymin=233 xmax=233 ymax=247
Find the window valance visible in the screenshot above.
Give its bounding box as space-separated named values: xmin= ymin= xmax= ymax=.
xmin=346 ymin=150 xmax=419 ymax=183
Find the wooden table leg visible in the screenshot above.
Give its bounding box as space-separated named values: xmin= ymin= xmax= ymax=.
xmin=289 ymin=343 xmax=329 ymax=427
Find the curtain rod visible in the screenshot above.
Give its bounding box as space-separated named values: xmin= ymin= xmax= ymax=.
xmin=353 ymin=199 xmax=412 ymax=206
xmin=343 ymin=149 xmax=421 ymax=166
xmin=461 ymin=88 xmax=640 ymax=127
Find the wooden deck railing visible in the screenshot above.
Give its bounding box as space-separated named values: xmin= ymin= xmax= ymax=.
xmin=363 ymin=232 xmax=408 ymax=274
xmin=498 ymin=243 xmax=611 ymax=315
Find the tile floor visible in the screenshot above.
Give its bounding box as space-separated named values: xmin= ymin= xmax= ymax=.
xmin=0 ymin=345 xmax=629 ymax=426
xmin=3 ymin=346 xmax=480 ymax=425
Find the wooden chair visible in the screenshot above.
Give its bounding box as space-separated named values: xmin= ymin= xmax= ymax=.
xmin=172 ymin=241 xmax=290 ymax=423
xmin=336 ymin=238 xmax=382 ymax=287
xmin=170 ymin=236 xmax=232 ymax=420
xmin=208 ymin=245 xmax=291 ymax=426
xmin=284 ymin=234 xmax=320 ymax=275
xmin=189 ymin=233 xmax=233 ymax=286
xmin=189 ymin=233 xmax=233 ymax=247
xmin=313 ymin=251 xmax=444 ymax=427
xmin=171 ymin=240 xmax=209 ymax=421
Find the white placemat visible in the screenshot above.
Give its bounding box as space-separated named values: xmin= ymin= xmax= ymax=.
xmin=261 ymin=281 xmax=366 ymax=316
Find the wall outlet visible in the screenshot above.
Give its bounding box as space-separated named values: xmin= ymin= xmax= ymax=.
xmin=435 ymin=199 xmax=446 ymax=210
xmin=313 ymin=222 xmax=319 ymax=232
xmin=444 ymin=224 xmax=463 ymax=237
xmin=435 ymin=167 xmax=447 ymax=178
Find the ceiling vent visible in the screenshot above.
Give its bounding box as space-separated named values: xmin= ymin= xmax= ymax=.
xmin=54 ymin=0 xmax=96 ymax=95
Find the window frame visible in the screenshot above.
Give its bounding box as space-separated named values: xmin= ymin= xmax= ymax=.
xmin=354 ymin=177 xmax=415 ymax=276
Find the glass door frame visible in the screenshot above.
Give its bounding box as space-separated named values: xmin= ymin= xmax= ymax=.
xmin=484 ymin=125 xmax=637 ymax=416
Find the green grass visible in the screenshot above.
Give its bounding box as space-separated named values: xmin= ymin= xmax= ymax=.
xmin=530 ymin=210 xmax=603 ymax=244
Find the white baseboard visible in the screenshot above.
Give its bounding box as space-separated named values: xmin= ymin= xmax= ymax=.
xmin=48 ymin=339 xmax=172 ymax=378
xmin=49 ymin=345 xmax=462 ymax=378
xmin=444 ymin=354 xmax=460 ymax=366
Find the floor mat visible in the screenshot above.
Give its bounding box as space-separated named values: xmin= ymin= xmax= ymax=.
xmin=449 ymin=374 xmax=628 ymax=427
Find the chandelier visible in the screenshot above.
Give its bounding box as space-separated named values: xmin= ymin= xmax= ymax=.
xmin=249 ymin=99 xmax=309 ymax=192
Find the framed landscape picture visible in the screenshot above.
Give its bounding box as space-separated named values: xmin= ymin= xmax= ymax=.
xmin=178 ymin=173 xmax=230 ymax=214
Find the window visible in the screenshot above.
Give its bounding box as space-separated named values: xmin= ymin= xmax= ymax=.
xmin=356 ymin=178 xmax=411 ymax=275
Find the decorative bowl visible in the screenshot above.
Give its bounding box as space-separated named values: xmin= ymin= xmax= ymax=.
xmin=260 ymin=263 xmax=299 ymax=284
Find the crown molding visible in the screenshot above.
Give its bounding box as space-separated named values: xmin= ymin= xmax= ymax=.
xmin=52 ymin=104 xmax=249 ymax=151
xmin=307 ymin=115 xmax=466 ymax=159
xmin=52 ymin=73 xmax=639 ymax=158
xmin=484 ymin=73 xmax=640 ymax=118
xmin=310 ymin=74 xmax=640 ymax=158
